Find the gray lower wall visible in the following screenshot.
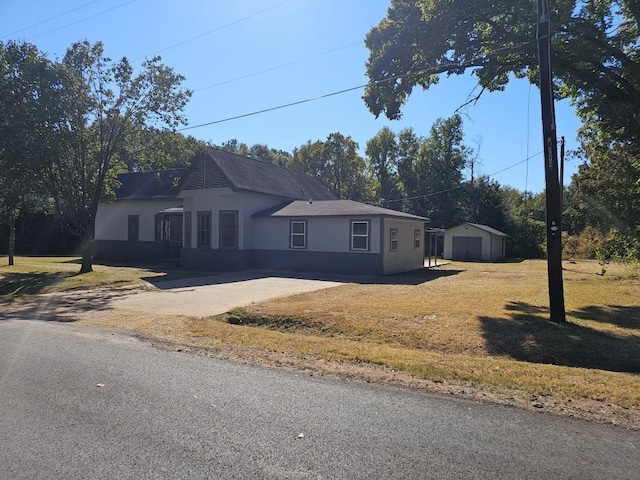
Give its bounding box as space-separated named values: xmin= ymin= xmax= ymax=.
xmin=180 ymin=248 xmax=384 ymax=275
xmin=94 ymin=240 xmax=170 ymax=263
xmin=97 ymin=241 xmax=386 ymax=275
xmin=181 ymin=248 xmax=248 ymax=272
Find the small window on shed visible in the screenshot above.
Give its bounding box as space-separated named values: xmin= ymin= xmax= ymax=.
xmin=414 ymin=229 xmax=421 ymax=249
xmin=390 ymin=228 xmax=399 ymax=251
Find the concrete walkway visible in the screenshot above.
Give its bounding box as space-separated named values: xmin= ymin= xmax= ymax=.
xmin=108 ymin=269 xmax=346 ymax=317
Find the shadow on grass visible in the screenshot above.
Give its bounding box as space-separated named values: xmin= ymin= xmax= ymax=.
xmin=0 ymin=287 xmax=140 ymax=323
xmin=480 ymin=301 xmax=640 ymax=374
xmin=571 ymin=305 xmax=640 ymax=331
xmin=0 ymin=272 xmax=69 ymax=296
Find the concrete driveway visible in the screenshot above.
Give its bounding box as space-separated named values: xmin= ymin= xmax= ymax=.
xmin=107 ymin=269 xmax=346 ymax=317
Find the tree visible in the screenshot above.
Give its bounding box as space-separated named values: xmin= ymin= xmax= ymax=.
xmin=46 ymin=41 xmax=192 ymax=273
xmin=365 ymin=126 xmax=402 ymax=207
xmin=410 ymin=115 xmax=471 ymax=227
xmin=0 ymin=41 xmax=63 ymax=266
xmin=117 ymin=128 xmax=205 ymax=172
xmin=364 ymin=0 xmax=640 ymax=152
xmin=321 ymin=133 xmax=372 ymax=201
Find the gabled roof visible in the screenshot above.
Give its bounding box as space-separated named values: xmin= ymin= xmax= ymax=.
xmin=114 ymin=169 xmax=185 ymax=200
xmin=181 ymin=147 xmax=337 ymax=201
xmin=253 ymin=200 xmax=428 ymax=220
xmin=453 ymin=222 xmax=508 ymax=236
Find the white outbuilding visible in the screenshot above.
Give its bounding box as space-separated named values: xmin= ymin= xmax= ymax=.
xmin=443 ymin=223 xmax=508 ymax=262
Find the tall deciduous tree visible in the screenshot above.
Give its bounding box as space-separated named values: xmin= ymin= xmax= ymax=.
xmin=364 ymin=0 xmax=640 ymax=152
xmin=0 ymin=41 xmax=62 ymax=266
xmin=47 ymin=41 xmax=191 ymax=273
xmin=321 ymin=133 xmax=372 ymax=201
xmin=365 ymin=126 xmax=402 ymax=207
xmin=411 ymin=115 xmax=471 ymax=227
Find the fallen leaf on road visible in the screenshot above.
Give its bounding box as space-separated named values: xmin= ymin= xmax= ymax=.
xmin=96 ymin=383 xmax=105 ymax=388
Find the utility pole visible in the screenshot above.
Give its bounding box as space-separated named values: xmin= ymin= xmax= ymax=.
xmin=537 ymin=0 xmax=566 ymax=322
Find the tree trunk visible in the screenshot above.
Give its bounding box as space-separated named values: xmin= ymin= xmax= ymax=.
xmin=78 ymin=227 xmax=93 ymax=274
xmin=8 ymin=216 xmax=15 ymax=266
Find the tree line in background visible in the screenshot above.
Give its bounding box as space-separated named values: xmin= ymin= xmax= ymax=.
xmin=2 ymin=10 xmax=640 ymax=269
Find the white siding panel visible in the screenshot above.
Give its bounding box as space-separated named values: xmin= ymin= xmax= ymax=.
xmin=95 ymin=199 xmax=180 ymax=241
xmin=253 ymin=217 xmax=382 ymax=253
xmin=382 ymin=218 xmax=425 ymax=274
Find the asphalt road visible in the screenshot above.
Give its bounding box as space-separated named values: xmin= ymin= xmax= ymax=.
xmin=0 ymin=320 xmax=638 ymax=480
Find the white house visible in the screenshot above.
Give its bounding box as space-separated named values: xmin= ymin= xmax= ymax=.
xmin=443 ymin=222 xmax=508 ymax=261
xmin=95 ymin=147 xmax=427 ymax=275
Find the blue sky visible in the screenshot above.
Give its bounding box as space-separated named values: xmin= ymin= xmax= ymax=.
xmin=2 ymin=0 xmax=583 ymax=194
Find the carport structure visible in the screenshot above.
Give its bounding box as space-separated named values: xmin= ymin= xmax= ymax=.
xmin=443 ymin=223 xmax=507 ymax=261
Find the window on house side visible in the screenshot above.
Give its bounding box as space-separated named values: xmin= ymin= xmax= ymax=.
xmin=291 ymin=221 xmax=306 ymax=248
xmin=414 ymin=229 xmax=421 ymax=249
xmin=351 ymin=221 xmax=369 ymax=251
xmin=197 ymin=211 xmax=211 ymax=248
xmin=219 ymin=211 xmax=238 ymax=249
xmin=128 ymin=215 xmax=139 ymax=242
xmin=184 ymin=212 xmax=192 ymax=248
xmin=390 ymin=228 xmax=398 ymax=251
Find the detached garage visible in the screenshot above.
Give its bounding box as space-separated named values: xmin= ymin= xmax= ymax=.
xmin=443 ymin=223 xmax=507 ymax=262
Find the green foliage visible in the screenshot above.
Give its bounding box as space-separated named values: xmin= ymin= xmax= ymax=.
xmin=365 ymin=126 xmax=402 ymax=205
xmin=364 ymin=0 xmax=640 ymax=154
xmin=41 ymin=41 xmax=192 ymax=273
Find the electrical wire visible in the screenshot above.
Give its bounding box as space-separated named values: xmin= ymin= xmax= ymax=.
xmin=383 ymin=151 xmax=543 ymax=205
xmin=132 ymin=0 xmax=290 ymax=61
xmin=193 ymin=40 xmax=362 ymax=92
xmin=178 ymin=39 xmax=534 ymax=133
xmin=0 ymin=0 xmax=101 ymax=39
xmin=26 ymin=0 xmax=142 ymax=41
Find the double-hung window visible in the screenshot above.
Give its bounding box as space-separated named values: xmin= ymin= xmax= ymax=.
xmin=390 ymin=228 xmax=399 ymax=251
xmin=197 ymin=211 xmax=211 ymax=248
xmin=291 ymin=221 xmax=307 ymax=248
xmin=219 ymin=211 xmax=238 ymax=249
xmin=351 ymin=221 xmax=369 ymax=251
xmin=414 ymin=229 xmax=421 ymax=249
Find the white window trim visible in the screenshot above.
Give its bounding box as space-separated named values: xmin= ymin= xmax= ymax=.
xmin=351 ymin=220 xmax=370 ymax=251
xmin=390 ymin=228 xmax=399 ymax=251
xmin=290 ymin=220 xmax=307 ymax=249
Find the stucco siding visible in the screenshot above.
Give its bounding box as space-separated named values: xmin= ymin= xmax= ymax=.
xmin=382 ymin=218 xmax=425 ymax=274
xmin=95 ymin=199 xmax=180 ymax=242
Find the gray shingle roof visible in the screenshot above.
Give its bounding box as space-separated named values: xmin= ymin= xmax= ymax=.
xmin=181 ymin=147 xmax=337 ymax=201
xmin=464 ymin=223 xmax=508 ymax=236
xmin=253 ymin=200 xmax=428 ymax=220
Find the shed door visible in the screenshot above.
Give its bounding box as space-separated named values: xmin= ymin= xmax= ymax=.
xmin=452 ymin=236 xmax=483 ymax=261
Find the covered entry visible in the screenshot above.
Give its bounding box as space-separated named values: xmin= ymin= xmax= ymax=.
xmin=155 ymin=207 xmax=183 ymax=260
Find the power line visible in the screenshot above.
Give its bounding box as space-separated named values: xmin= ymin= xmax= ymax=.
xmin=178 ymin=85 xmax=365 ymax=132
xmin=133 ymin=0 xmax=290 ymax=61
xmin=1 ymin=0 xmax=101 ymax=39
xmin=179 ymin=39 xmax=534 ymax=132
xmin=193 ymin=40 xmax=362 ymax=93
xmin=384 ymin=151 xmax=543 ymax=205
xmin=26 ymin=0 xmax=141 ymax=41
